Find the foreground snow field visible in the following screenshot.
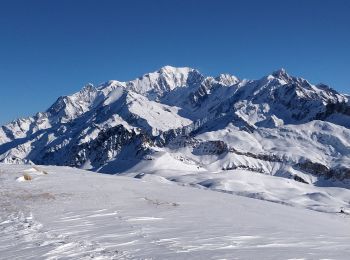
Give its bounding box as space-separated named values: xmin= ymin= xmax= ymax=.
xmin=1 ymin=164 xmax=349 ymax=259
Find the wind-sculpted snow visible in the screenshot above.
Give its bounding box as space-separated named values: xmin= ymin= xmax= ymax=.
xmin=1 ymin=164 xmax=350 ymax=259
xmin=0 ymin=66 xmax=349 ymax=188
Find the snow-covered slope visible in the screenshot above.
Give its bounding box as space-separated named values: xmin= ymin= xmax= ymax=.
xmin=1 ymin=164 xmax=349 ymax=259
xmin=0 ymin=66 xmax=349 ymax=188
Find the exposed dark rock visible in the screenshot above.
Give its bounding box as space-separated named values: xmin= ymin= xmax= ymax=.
xmin=192 ymin=140 xmax=228 ymax=155
xmin=228 ymin=147 xmax=282 ymax=162
xmin=296 ymin=160 xmax=350 ymax=181
xmin=296 ymin=160 xmax=329 ymax=177
xmin=293 ymin=175 xmax=309 ymax=184
xmin=315 ymin=101 xmax=350 ymax=120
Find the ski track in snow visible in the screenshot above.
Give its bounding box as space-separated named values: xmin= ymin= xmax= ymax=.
xmin=0 ymin=207 xmax=133 ymax=259
xmin=3 ymin=209 xmax=349 ymax=260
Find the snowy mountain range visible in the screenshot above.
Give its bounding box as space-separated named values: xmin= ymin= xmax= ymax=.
xmin=1 ymin=66 xmax=350 ymax=188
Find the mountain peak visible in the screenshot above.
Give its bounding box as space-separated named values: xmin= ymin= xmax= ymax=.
xmin=272 ymin=68 xmax=288 ymax=77
xmin=157 ymin=65 xmax=196 ymax=77
xmin=81 ymin=83 xmax=95 ymax=92
xmin=122 ymin=66 xmax=203 ymax=98
xmin=215 ymin=74 xmax=240 ymax=86
xmin=159 ymin=65 xmax=191 ymax=72
xmin=269 ymin=68 xmax=293 ymax=83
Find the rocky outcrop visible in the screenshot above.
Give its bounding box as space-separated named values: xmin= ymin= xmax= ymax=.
xmin=315 ymin=101 xmax=350 ymax=120
xmin=296 ymin=159 xmax=350 ymax=181
xmin=40 ymin=125 xmax=154 ymax=169
xmin=228 ymin=147 xmax=282 ymax=162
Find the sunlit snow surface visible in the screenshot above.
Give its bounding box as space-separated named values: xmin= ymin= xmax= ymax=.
xmin=1 ymin=164 xmax=349 ymax=259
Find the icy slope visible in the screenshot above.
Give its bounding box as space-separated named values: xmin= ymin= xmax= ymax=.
xmin=1 ymin=164 xmax=350 ymax=259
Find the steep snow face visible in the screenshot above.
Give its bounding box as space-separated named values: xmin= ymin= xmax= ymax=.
xmin=103 ymin=66 xmax=205 ymax=100
xmin=125 ymin=91 xmax=192 ymax=135
xmin=130 ymin=66 xmax=194 ymax=93
xmin=0 ymin=66 xmax=349 ymax=187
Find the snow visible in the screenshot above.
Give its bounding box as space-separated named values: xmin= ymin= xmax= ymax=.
xmin=125 ymin=66 xmax=195 ymax=98
xmin=1 ymin=66 xmax=349 ymax=171
xmin=125 ymin=91 xmax=192 ymax=135
xmin=1 ymin=164 xmax=350 ymax=259
xmin=194 ymin=120 xmax=350 ymax=173
xmin=1 ymin=66 xmax=350 ymax=258
xmin=130 ymin=169 xmax=350 ymax=214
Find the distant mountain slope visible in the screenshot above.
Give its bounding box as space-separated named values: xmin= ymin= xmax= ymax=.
xmin=1 ymin=66 xmax=349 ymax=187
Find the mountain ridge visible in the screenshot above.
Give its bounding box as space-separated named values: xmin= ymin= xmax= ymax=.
xmin=1 ymin=66 xmax=349 ymax=188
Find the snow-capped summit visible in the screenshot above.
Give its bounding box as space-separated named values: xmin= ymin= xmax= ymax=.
xmin=272 ymin=67 xmax=288 ymax=77
xmin=158 ymin=65 xmax=192 ymax=75
xmin=47 ymin=83 xmax=100 ymax=123
xmin=215 ymin=73 xmax=240 ymax=86
xmin=124 ymin=66 xmax=202 ymax=99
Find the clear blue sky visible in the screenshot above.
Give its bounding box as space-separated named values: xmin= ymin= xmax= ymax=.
xmin=1 ymin=0 xmax=349 ymax=125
